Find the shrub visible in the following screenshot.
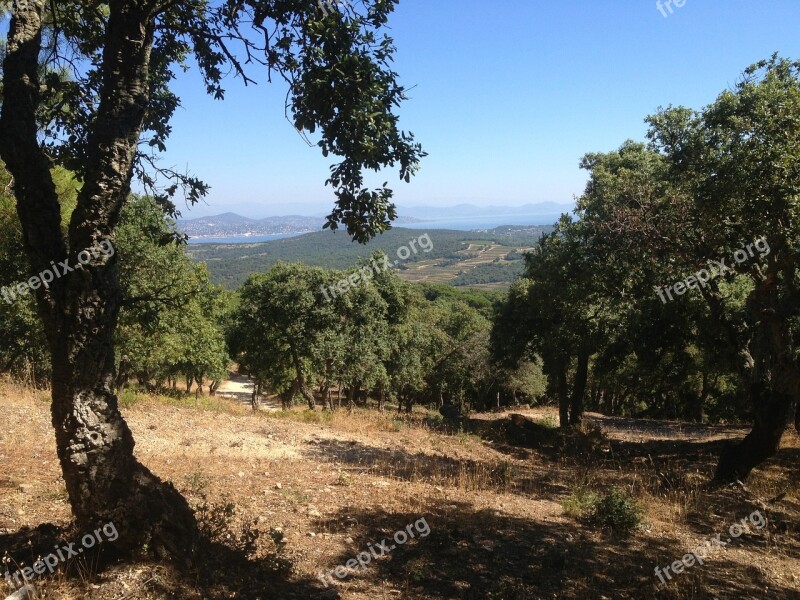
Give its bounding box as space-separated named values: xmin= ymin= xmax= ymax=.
xmin=588 ymin=488 xmax=643 ymax=535
xmin=564 ymin=487 xmax=643 ymax=537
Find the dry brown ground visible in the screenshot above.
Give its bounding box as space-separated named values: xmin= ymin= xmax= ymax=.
xmin=0 ymin=381 xmax=798 ymax=600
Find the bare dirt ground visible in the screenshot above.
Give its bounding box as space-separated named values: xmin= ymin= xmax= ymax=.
xmin=0 ymin=382 xmax=798 ymax=600
xmin=216 ymin=372 xmax=281 ymax=410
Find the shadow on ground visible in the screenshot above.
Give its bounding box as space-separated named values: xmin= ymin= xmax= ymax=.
xmin=310 ymin=499 xmax=798 ymax=599
xmin=305 ymin=436 xmax=570 ymax=499
xmin=0 ymin=523 xmax=329 ymax=599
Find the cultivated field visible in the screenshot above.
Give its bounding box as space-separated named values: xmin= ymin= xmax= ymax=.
xmin=398 ymin=243 xmax=521 ymax=286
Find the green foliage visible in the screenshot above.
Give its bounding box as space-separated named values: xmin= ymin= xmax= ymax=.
xmin=562 ymin=489 xmax=600 ymax=520
xmin=0 ymin=163 xmax=77 ymax=383
xmin=227 ymin=255 xmax=535 ymax=412
xmin=232 ymin=262 xmax=336 ymax=405
xmin=565 ymin=487 xmax=643 ymax=536
xmin=115 ymin=196 xmax=230 ymax=391
xmin=450 ymin=260 xmax=525 ymax=286
xmin=29 ymin=0 xmax=425 ymax=241
xmin=587 ymin=488 xmax=644 ymax=536
xmin=491 ymin=58 xmax=800 ymax=431
xmin=534 ymin=415 xmax=559 ymax=429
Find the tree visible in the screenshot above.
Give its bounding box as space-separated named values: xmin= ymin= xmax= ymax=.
xmin=234 ymin=263 xmax=337 ymax=410
xmin=115 ymin=196 xmax=229 ymax=393
xmin=493 ymin=217 xmax=607 ymax=427
xmin=0 ymin=0 xmax=423 ymax=553
xmin=638 ymin=56 xmax=800 ymax=480
xmin=538 ymin=58 xmax=800 ymax=480
xmin=0 ymin=163 xmax=76 ymax=382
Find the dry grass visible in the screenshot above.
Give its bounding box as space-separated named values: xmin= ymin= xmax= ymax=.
xmin=0 ymin=381 xmax=798 ymax=599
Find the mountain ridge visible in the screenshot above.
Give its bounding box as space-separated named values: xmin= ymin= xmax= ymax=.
xmin=177 ymin=201 xmax=573 ymax=237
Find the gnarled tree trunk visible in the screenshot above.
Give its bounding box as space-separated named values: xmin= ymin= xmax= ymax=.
xmin=0 ymin=0 xmax=196 ymax=556
xmin=713 ymin=283 xmax=800 ymax=482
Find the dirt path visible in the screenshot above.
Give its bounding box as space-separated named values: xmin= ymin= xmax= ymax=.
xmin=216 ymin=372 xmax=281 ymax=410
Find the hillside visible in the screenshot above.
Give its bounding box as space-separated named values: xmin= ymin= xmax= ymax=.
xmin=185 ymin=226 xmax=550 ymax=289
xmin=2 ymin=381 xmax=797 ymax=599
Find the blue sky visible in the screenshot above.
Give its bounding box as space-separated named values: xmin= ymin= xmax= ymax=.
xmin=161 ymin=0 xmax=800 ymax=218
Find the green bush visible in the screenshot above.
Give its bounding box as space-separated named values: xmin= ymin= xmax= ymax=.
xmin=564 ymin=487 xmax=643 ymax=537
xmin=562 ymin=489 xmax=600 ymax=520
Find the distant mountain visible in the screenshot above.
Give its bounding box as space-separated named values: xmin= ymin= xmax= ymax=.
xmin=178 ymin=212 xmax=423 ymax=239
xmin=178 ymin=214 xmax=322 ymax=238
xmin=397 ymin=202 xmax=573 ymax=220
xmin=177 ymin=202 xmax=570 ymax=239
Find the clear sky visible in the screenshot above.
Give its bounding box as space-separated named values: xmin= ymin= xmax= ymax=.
xmin=160 ymin=0 xmax=800 ymax=218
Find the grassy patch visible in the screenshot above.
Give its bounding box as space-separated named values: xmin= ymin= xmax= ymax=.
xmin=121 ymin=388 xmax=244 ymax=414
xmin=264 ymin=409 xmax=334 ymax=424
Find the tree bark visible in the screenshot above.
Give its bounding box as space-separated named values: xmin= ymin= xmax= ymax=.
xmin=291 ymin=351 xmax=316 ymax=409
xmin=715 ymin=379 xmax=796 ymax=481
xmin=795 ymin=403 xmax=800 ymax=433
xmin=714 ymin=282 xmax=799 ymax=482
xmin=555 ymin=357 xmax=569 ymax=428
xmin=693 ymin=371 xmax=709 ymax=423
xmin=0 ymin=0 xmax=196 ymax=556
xmin=569 ymin=347 xmax=589 ymax=425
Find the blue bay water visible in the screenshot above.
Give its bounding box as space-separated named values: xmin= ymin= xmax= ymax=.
xmin=399 ymin=213 xmax=563 ymax=231
xmin=187 ymin=233 xmax=305 ymax=244
xmin=186 ymin=214 xmax=562 ymax=244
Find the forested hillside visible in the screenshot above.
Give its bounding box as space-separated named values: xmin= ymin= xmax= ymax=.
xmin=185 ymin=226 xmax=548 ymax=289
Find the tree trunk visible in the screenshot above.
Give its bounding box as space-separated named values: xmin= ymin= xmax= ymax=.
xmin=795 ymin=403 xmax=800 ymax=433
xmin=0 ymin=0 xmax=196 ymax=556
xmin=715 ymin=380 xmax=796 ymax=481
xmin=114 ymin=355 xmax=131 ymax=393
xmin=291 ymin=352 xmax=316 ymax=410
xmin=282 ymin=380 xmax=299 ymax=410
xmin=693 ymin=371 xmax=709 ymax=423
xmin=714 ymin=283 xmax=799 ymax=482
xmin=555 ymin=357 xmax=569 ymax=428
xmin=569 ymin=346 xmax=589 ymax=425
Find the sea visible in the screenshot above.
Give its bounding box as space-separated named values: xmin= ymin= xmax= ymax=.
xmin=186 ymin=213 xmax=564 ymax=244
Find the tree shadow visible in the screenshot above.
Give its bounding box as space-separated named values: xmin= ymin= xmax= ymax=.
xmin=310 ymin=499 xmax=799 ymax=599
xmin=0 ymin=521 xmax=338 ymax=599
xmin=305 ymin=437 xmax=570 ymax=500
xmin=1 ymin=483 xmax=796 ymax=599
